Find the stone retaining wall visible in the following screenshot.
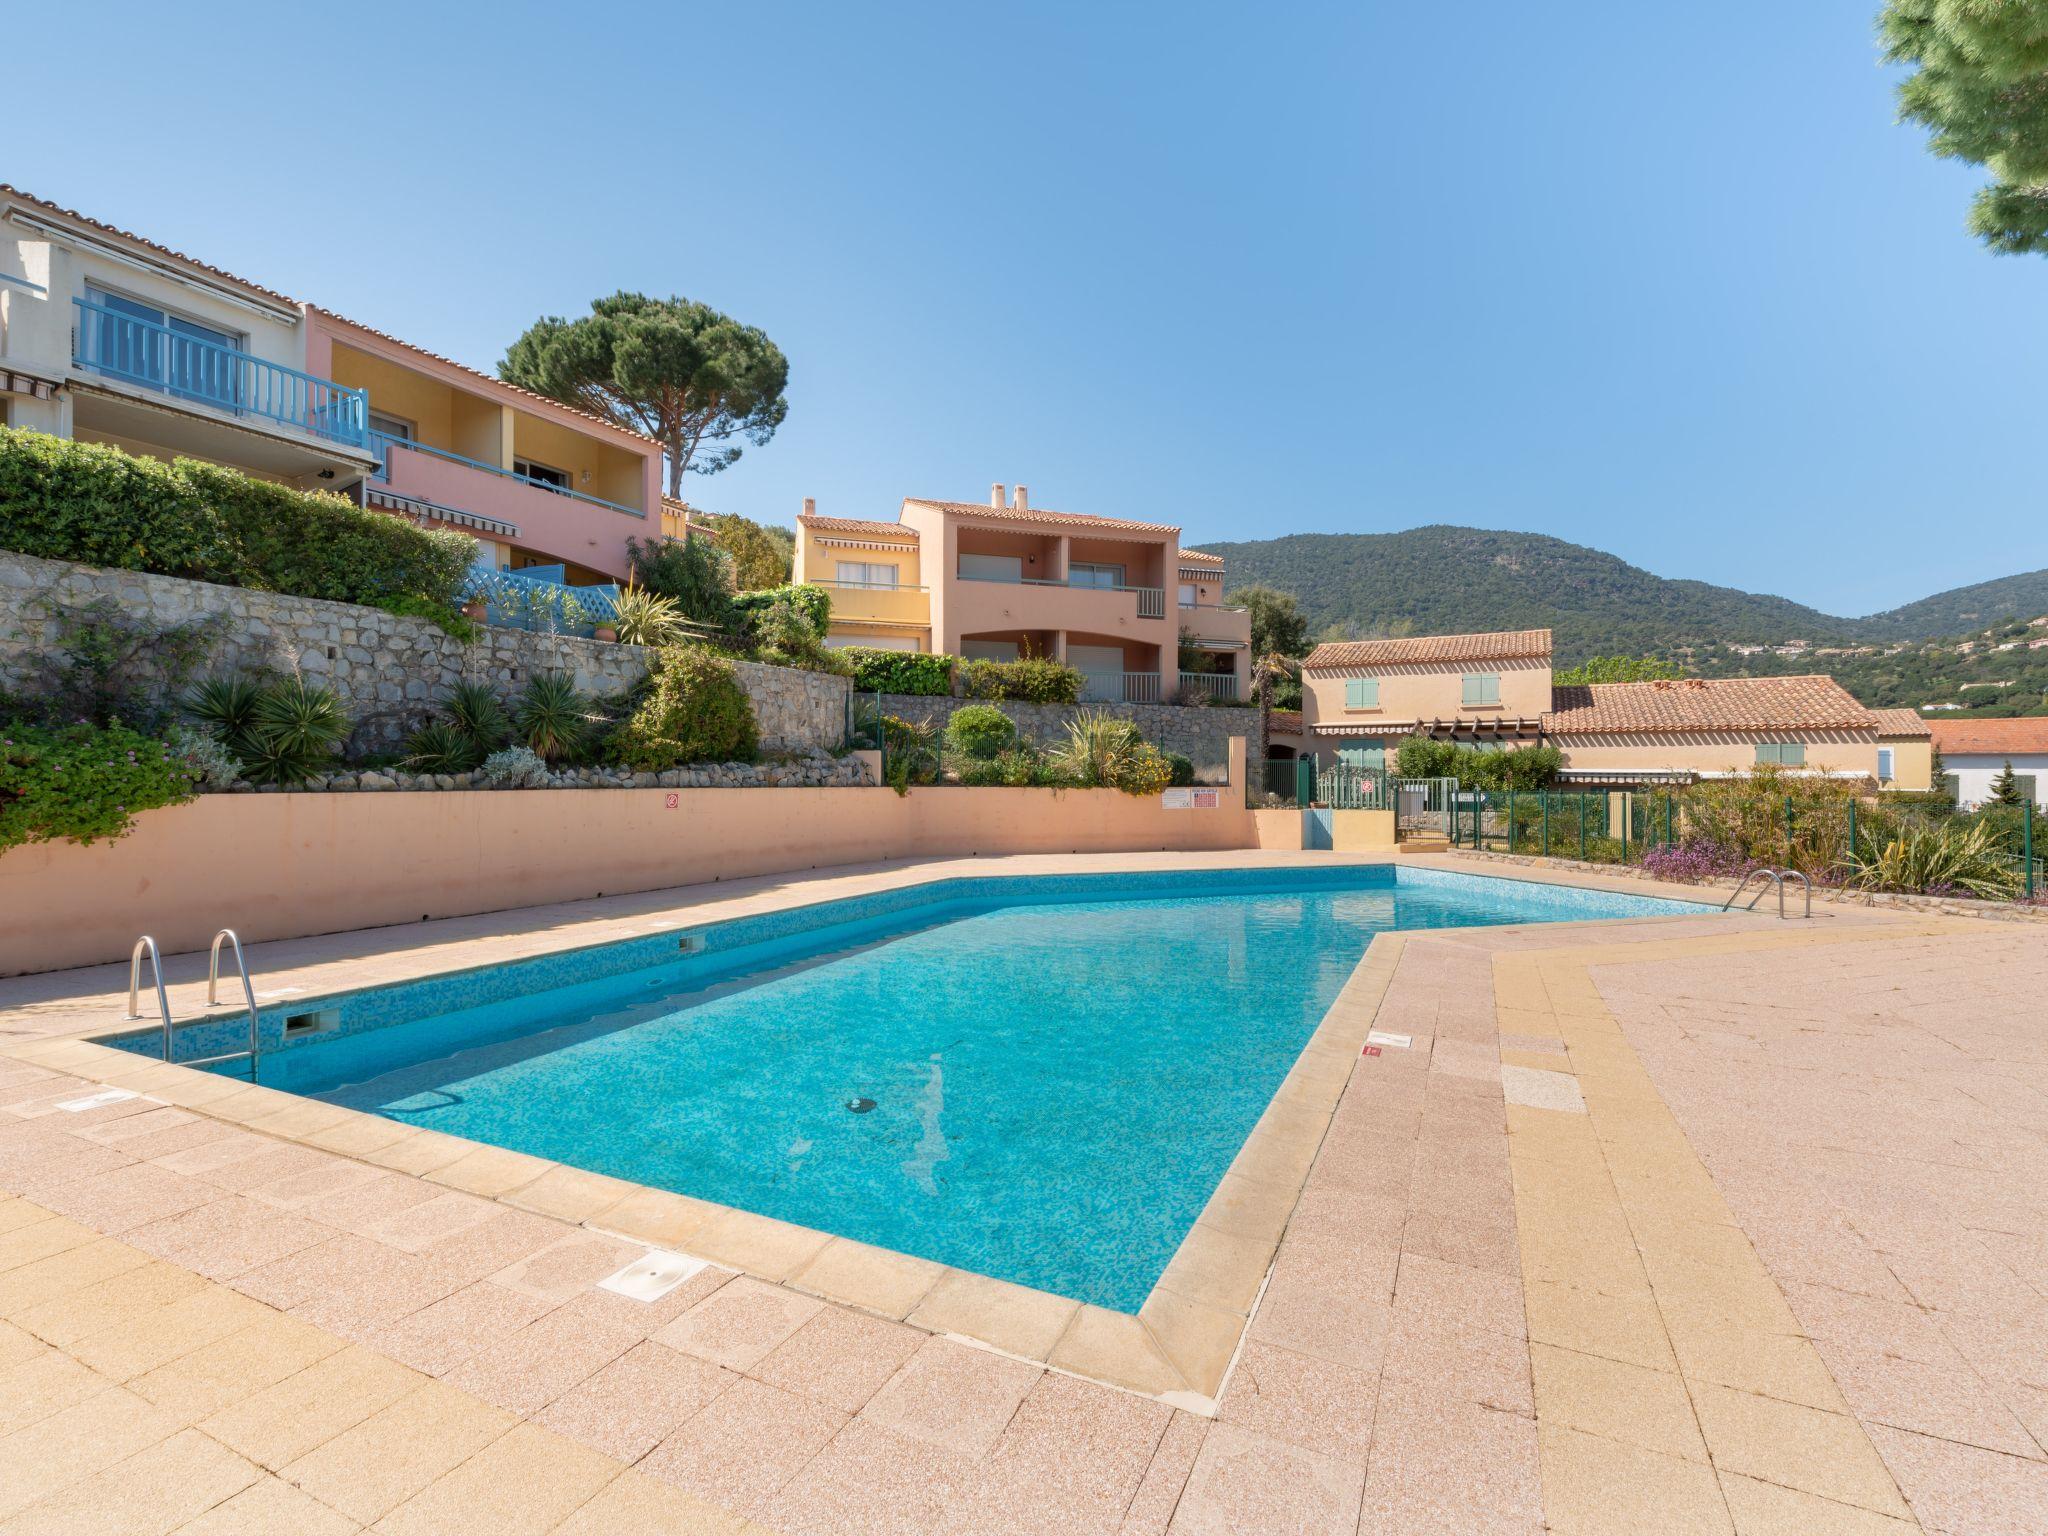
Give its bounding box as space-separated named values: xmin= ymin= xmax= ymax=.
xmin=0 ymin=553 xmax=848 ymax=755
xmin=876 ymin=692 xmax=1252 ymax=779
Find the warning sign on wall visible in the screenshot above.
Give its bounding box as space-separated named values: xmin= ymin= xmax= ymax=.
xmin=1161 ymin=788 xmax=1220 ymax=809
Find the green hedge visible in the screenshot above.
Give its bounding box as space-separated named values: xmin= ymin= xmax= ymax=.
xmin=0 ymin=428 xmax=474 ymax=610
xmin=959 ymin=656 xmax=1084 ymax=704
xmin=731 ymin=583 xmax=830 ymax=636
xmin=843 ymin=648 xmax=953 ymax=695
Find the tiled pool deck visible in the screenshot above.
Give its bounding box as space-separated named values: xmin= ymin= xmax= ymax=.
xmin=0 ymin=850 xmax=2042 ymax=1532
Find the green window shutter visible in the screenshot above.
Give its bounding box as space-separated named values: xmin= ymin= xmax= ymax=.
xmin=1462 ymin=674 xmax=1500 ymax=707
xmin=2019 ymin=775 xmax=2038 ymax=803
xmin=1782 ymin=743 xmax=1806 ymax=767
xmin=1344 ymin=678 xmax=1379 ymax=709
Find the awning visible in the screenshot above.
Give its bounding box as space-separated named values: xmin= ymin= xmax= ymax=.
xmin=1553 ymin=769 xmax=1700 ymax=787
xmin=365 ymin=487 xmax=520 ymax=540
xmin=0 ymin=368 xmax=59 ymax=400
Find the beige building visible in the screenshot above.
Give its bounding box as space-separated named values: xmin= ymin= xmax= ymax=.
xmin=792 ymin=484 xmax=1252 ymax=703
xmin=1299 ymin=628 xmax=1931 ymax=789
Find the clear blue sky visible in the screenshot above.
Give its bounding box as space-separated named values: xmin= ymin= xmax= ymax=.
xmin=9 ymin=0 xmax=2035 ymax=616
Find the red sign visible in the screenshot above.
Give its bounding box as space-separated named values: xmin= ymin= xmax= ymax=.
xmin=663 ymin=793 xmax=680 ymax=809
xmin=1362 ymin=1045 xmax=1382 ymax=1058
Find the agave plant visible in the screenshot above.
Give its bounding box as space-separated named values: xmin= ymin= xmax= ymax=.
xmin=239 ymin=677 xmax=350 ymax=785
xmin=515 ymin=672 xmax=592 ymax=762
xmin=608 ymin=584 xmax=685 ymax=647
xmin=404 ymin=719 xmax=485 ymax=775
xmin=443 ymin=680 xmax=511 ymax=754
xmin=1848 ymin=819 xmax=2020 ymax=901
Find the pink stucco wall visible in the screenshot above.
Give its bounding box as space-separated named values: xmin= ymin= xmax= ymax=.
xmin=0 ymin=786 xmax=1264 ymax=975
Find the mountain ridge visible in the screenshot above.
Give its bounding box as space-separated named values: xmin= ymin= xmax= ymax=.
xmin=1199 ymin=525 xmax=2048 ymax=662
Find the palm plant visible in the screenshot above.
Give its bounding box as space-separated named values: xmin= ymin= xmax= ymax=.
xmin=608 ymin=584 xmax=686 ymax=647
xmin=183 ymin=675 xmax=265 ymax=754
xmin=1248 ymin=651 xmax=1298 ymax=766
xmin=1848 ymin=818 xmax=2020 ymax=900
xmin=404 ymin=719 xmax=485 ymax=774
xmin=241 ymin=677 xmax=349 ymax=785
xmin=515 ymin=672 xmax=592 ymax=762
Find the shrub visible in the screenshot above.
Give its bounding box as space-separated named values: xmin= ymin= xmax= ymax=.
xmin=609 ymin=584 xmax=686 ymax=647
xmin=843 ymin=649 xmax=952 ymax=696
xmin=608 ymin=647 xmax=759 ymax=770
xmin=477 ymin=746 xmax=551 ymax=788
xmin=0 ymin=722 xmax=197 ymax=852
xmin=5 ymin=598 xmax=221 ymax=734
xmin=945 ymin=705 xmax=1017 ymax=760
xmin=0 ymin=428 xmax=477 ymax=612
xmin=1164 ymin=751 xmax=1197 ymax=787
xmin=748 ymin=594 xmax=852 ymax=676
xmin=1639 ymin=838 xmax=1754 ymax=884
xmin=627 ymin=534 xmax=737 ymax=629
xmin=443 ymin=681 xmax=511 ymax=756
xmin=731 ymin=583 xmax=830 ymax=638
xmin=514 ymin=673 xmax=594 ymax=762
xmin=956 ymin=747 xmax=1060 ymax=787
xmin=959 ymin=656 xmax=1084 ymax=704
xmin=166 ymin=725 xmax=242 ymax=788
xmin=878 ymin=714 xmax=941 ymax=793
xmin=1848 ymin=819 xmax=2021 ymax=900
xmin=370 ymin=594 xmax=477 ymax=642
xmin=1048 ymin=710 xmax=1174 ymax=796
xmin=1392 ymin=735 xmax=1561 ymax=791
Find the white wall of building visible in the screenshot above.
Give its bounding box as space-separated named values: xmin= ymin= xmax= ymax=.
xmin=1945 ymin=753 xmax=2048 ymax=808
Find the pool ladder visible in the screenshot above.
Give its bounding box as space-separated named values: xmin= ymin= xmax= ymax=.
xmin=126 ymin=930 xmax=263 ymax=1081
xmin=1721 ymin=868 xmax=1811 ymax=920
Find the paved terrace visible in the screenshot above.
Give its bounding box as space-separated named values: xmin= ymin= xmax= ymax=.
xmin=0 ymin=853 xmax=2042 ymax=1533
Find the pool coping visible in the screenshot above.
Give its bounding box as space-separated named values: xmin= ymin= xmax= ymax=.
xmin=0 ymin=851 xmax=1736 ymax=1413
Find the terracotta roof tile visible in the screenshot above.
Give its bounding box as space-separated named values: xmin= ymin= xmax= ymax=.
xmin=1927 ymin=717 xmax=2048 ymax=756
xmin=1304 ymin=629 xmax=1553 ymax=670
xmin=903 ymin=499 xmax=1178 ymax=536
xmin=799 ymin=515 xmax=919 ymax=538
xmin=0 ymin=184 xmax=299 ymax=309
xmin=1178 ymin=549 xmax=1225 ymax=567
xmin=1267 ymin=709 xmax=1303 ymax=732
xmin=1870 ymin=707 xmax=1932 ymax=738
xmin=1543 ymin=675 xmax=1877 ymax=734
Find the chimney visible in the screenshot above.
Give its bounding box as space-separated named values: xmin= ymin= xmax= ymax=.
xmin=801 ymin=497 xmax=816 ymax=518
xmin=1012 ymin=484 xmax=1028 ymax=511
xmin=990 ymin=482 xmax=1006 ymax=509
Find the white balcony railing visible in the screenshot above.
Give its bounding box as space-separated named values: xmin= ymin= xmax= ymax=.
xmin=1078 ymin=671 xmax=1164 ymax=704
xmin=1177 ymin=671 xmax=1239 ymax=702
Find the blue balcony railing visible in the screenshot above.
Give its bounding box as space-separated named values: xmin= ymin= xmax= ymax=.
xmin=461 ymin=564 xmax=620 ymax=638
xmin=370 ymin=432 xmax=646 ymax=520
xmin=72 ymin=298 xmax=368 ymax=448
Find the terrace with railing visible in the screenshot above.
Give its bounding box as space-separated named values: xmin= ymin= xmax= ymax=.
xmin=370 ymin=432 xmax=646 ymax=521
xmin=72 ymin=297 xmax=368 ymax=448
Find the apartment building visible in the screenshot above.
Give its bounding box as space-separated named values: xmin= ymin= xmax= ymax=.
xmin=793 ymin=483 xmax=1252 ymax=704
xmin=0 ymin=186 xmax=664 ymax=584
xmin=1299 ymin=628 xmax=1932 ymax=788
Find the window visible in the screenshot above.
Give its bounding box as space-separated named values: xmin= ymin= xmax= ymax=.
xmin=513 ymin=457 xmax=571 ymax=492
xmin=1940 ymin=773 xmax=1962 ymax=800
xmin=1755 ymin=743 xmax=1807 ymax=766
xmin=834 ymin=562 xmax=899 ymax=590
xmin=958 ymin=553 xmax=1024 ymax=583
xmin=85 ymin=284 xmax=242 ymax=410
xmin=1344 ymin=677 xmax=1380 ymax=710
xmin=1179 ymin=582 xmax=1198 ymax=607
xmin=367 ymin=413 xmax=413 ymax=482
xmin=1461 ymin=674 xmax=1502 ymax=707
xmin=1337 ymin=745 xmax=1385 ymax=770
xmin=1877 ymin=747 xmax=1894 ymax=782
xmin=962 ymin=639 xmax=1020 ymax=661
xmin=1068 ymin=562 xmax=1125 ymax=590
xmin=2019 ymin=774 xmax=2040 ymax=804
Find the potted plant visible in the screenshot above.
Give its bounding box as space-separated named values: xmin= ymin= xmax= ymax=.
xmin=461 ymin=596 xmax=488 ymax=622
xmin=592 ymin=619 xmax=620 ymax=643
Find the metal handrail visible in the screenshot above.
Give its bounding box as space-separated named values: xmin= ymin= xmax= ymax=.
xmin=126 ymin=936 xmax=173 ymax=1059
xmin=369 ymin=432 xmax=647 ymax=520
xmin=1722 ymin=868 xmax=1782 ymax=913
xmin=194 ymin=929 xmax=263 ymax=1080
xmin=1781 ymin=870 xmax=1811 ymax=919
xmin=73 ymin=298 xmax=368 ymax=447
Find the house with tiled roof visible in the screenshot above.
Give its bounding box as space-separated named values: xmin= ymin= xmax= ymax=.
xmin=1299 ymin=628 xmax=1931 ymax=788
xmin=791 ymin=484 xmax=1252 ymax=703
xmin=1927 ymin=717 xmax=2048 ymax=807
xmin=1 ymin=185 xmax=665 ymax=584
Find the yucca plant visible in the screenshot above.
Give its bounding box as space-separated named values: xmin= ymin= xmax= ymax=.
xmin=1848 ymin=819 xmax=2021 ymax=901
xmin=608 ymin=584 xmax=685 ymax=647
xmin=443 ymin=680 xmax=511 ymax=755
xmin=515 ymin=672 xmax=592 ymax=762
xmin=239 ymin=677 xmax=349 ymax=785
xmin=404 ymin=719 xmax=485 ymax=774
xmin=1047 ymin=709 xmax=1170 ymax=794
xmin=183 ymin=675 xmax=265 ymax=755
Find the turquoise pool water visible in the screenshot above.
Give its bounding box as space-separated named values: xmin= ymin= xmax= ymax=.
xmin=150 ymin=868 xmax=1697 ymax=1309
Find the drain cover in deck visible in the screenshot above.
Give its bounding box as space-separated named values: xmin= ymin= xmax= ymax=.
xmin=599 ymin=1249 xmax=708 ymax=1302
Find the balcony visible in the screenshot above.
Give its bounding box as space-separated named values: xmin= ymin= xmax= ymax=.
xmin=1178 ymin=671 xmax=1240 ymax=702
xmin=370 ymin=433 xmax=644 ymax=520
xmin=957 ymin=571 xmax=1167 ymax=621
xmin=810 ymin=579 xmax=931 ymax=630
xmin=72 ymin=298 xmax=366 ymax=448
xmin=1078 ymin=671 xmax=1165 ymax=704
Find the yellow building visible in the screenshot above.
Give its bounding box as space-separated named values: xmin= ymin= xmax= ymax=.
xmin=793 ymin=484 xmax=1253 ymax=702
xmin=1299 ymin=628 xmax=1932 ymax=789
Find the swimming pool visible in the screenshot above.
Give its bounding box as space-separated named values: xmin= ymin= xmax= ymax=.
xmin=115 ymin=867 xmax=1699 ymax=1310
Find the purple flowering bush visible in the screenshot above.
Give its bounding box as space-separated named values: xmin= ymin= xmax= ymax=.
xmin=1639 ymin=838 xmax=1755 ymax=885
xmin=0 ymin=722 xmax=196 ymax=852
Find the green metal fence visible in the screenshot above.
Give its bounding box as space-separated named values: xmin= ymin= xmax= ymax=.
xmin=1447 ymin=788 xmax=2040 ymax=900
xmin=1247 ymin=758 xmax=1314 ymax=808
